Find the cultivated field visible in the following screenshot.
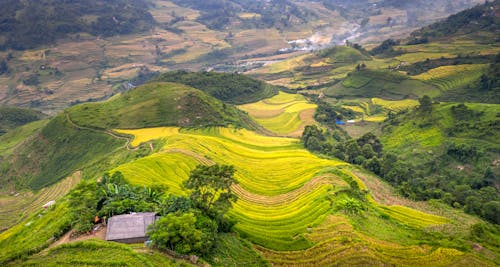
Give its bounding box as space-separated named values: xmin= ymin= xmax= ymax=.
xmin=412 ymin=64 xmax=488 ymax=91
xmin=238 ymin=92 xmax=317 ymax=137
xmin=108 ymin=125 xmax=485 ymax=264
xmin=0 ymin=173 xmax=81 ymax=231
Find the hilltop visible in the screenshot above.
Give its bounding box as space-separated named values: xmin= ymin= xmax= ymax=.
xmin=152 ymin=71 xmax=279 ymax=104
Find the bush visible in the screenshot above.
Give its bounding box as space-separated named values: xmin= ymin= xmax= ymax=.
xmin=148 ymin=212 xmax=217 ymax=255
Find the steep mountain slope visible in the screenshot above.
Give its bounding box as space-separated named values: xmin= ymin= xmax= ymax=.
xmin=409 ymin=0 xmax=500 ymax=42
xmin=0 ymin=82 xmax=255 ymax=191
xmin=0 ymin=106 xmax=45 ymax=135
xmin=380 ymin=102 xmax=500 ymax=223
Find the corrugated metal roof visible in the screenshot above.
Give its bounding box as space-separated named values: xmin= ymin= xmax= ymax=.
xmin=105 ymin=212 xmax=156 ymax=241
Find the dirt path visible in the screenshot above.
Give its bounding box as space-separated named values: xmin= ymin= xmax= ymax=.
xmin=65 ymin=113 xmax=139 ymax=151
xmin=49 ymin=224 xmax=106 ymax=249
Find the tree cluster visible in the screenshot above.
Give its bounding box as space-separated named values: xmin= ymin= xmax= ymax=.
xmin=304 ymin=101 xmax=499 ymax=224
xmin=68 ymin=164 xmax=239 ymax=255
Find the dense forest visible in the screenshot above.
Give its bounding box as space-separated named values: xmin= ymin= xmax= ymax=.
xmin=0 ymin=0 xmax=155 ymax=50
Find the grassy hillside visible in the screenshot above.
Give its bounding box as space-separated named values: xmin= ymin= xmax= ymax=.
xmin=0 ymin=106 xmax=45 ymax=135
xmin=8 ymin=239 xmax=184 ymax=267
xmin=380 ymin=102 xmax=500 ymax=223
xmin=1 ymin=82 xmax=255 ymax=191
xmin=1 ymin=115 xmax=123 ymax=190
xmin=106 ymin=125 xmax=495 ymax=264
xmin=409 ymin=0 xmax=500 ymax=43
xmin=327 ymin=69 xmax=440 ymax=99
xmin=152 ymin=71 xmax=279 ymax=104
xmin=68 ymin=82 xmax=252 ymax=130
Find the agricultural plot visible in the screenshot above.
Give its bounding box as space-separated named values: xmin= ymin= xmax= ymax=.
xmin=256 ymin=215 xmax=484 ymax=267
xmin=341 ymin=98 xmax=418 ymax=123
xmin=0 ymin=173 xmax=81 ymax=230
xmin=238 ymin=92 xmax=317 ymax=137
xmin=412 ymin=64 xmax=488 ymax=91
xmin=109 ymin=125 xmax=468 ymax=262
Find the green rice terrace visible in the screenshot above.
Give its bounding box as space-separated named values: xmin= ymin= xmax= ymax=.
xmin=1 ymin=85 xmax=497 ymax=265
xmin=0 ymin=2 xmax=499 ymax=266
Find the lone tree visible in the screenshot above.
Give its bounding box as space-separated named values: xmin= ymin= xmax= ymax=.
xmin=184 ymin=164 xmax=238 ymax=218
xmin=418 ymin=95 xmax=433 ymax=113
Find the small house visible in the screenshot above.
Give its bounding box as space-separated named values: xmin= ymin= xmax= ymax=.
xmin=105 ymin=212 xmax=157 ymax=243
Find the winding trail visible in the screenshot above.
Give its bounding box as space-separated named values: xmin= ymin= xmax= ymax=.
xmin=64 ymin=113 xmax=139 ymax=151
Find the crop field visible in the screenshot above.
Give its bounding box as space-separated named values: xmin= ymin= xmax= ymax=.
xmin=238 ymin=92 xmax=317 ymax=137
xmin=341 ymin=98 xmax=418 ymax=123
xmin=412 ymin=64 xmax=488 ymax=91
xmin=371 ymin=98 xmax=419 ymax=112
xmin=106 ymin=123 xmax=482 ymax=265
xmin=0 ymin=173 xmax=81 ymax=230
xmin=255 ymin=215 xmax=487 ymax=267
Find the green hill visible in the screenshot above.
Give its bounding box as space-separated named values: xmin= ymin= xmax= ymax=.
xmin=409 ymin=0 xmax=500 ymax=43
xmin=152 ymin=71 xmax=279 ymax=105
xmin=1 ymin=82 xmax=255 ymax=190
xmin=0 ymin=106 xmax=45 ymax=135
xmin=380 ymin=102 xmax=500 ymax=223
xmin=67 ymin=82 xmax=252 ymax=129
xmin=326 ymin=69 xmax=440 ymax=99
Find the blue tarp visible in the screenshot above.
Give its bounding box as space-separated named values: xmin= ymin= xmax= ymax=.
xmin=336 ymin=119 xmax=346 ymax=125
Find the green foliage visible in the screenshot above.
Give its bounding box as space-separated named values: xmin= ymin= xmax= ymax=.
xmin=410 ymin=1 xmax=500 ymax=42
xmin=170 ymin=0 xmax=312 ymax=30
xmin=418 ymin=95 xmax=433 ymax=113
xmin=0 ymin=202 xmax=73 ymax=264
xmin=0 ymin=106 xmax=45 ymax=135
xmin=152 ymin=71 xmax=279 ymax=104
xmin=0 ymin=0 xmax=155 ymax=50
xmin=68 ymin=171 xmax=166 ymax=234
xmin=207 ymin=233 xmax=269 ymax=267
xmin=336 ymin=197 xmax=364 ymax=215
xmin=381 ymin=102 xmax=500 ymax=223
xmin=401 ymin=55 xmax=496 ymax=75
xmin=148 ymin=212 xmax=216 ymax=255
xmin=370 ymin=39 xmax=401 ymax=56
xmin=184 ymin=164 xmax=238 ymax=218
xmin=2 ymin=115 xmax=122 ymax=190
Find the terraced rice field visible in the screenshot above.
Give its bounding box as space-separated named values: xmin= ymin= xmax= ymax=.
xmin=256 ymin=215 xmax=481 ymax=267
xmin=110 ymin=125 xmax=462 ymax=260
xmin=371 ymin=98 xmax=419 ymax=112
xmin=412 ymin=64 xmax=488 ymax=91
xmin=342 ymin=98 xmax=419 ymax=122
xmin=0 ymin=173 xmax=81 ymax=230
xmin=238 ymin=92 xmax=317 ymax=137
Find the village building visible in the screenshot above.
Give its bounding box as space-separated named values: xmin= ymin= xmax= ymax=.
xmin=105 ymin=212 xmax=157 ymax=244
